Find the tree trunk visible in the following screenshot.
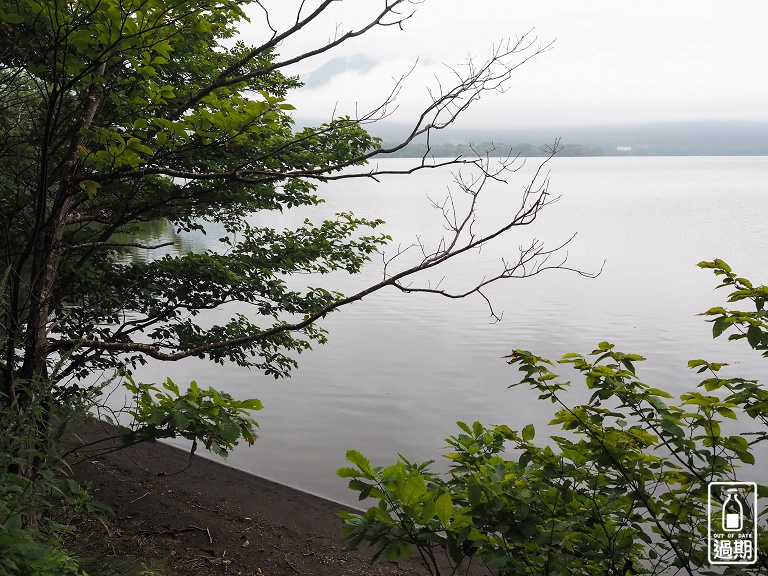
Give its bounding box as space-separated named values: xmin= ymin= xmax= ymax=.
xmin=8 ymin=64 xmax=107 ymax=530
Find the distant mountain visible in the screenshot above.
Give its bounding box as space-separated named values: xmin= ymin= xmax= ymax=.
xmin=295 ymin=119 xmax=768 ymax=156
xmin=525 ymin=122 xmax=768 ymax=156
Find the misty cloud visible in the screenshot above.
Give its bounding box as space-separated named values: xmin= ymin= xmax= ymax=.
xmin=301 ymin=55 xmax=378 ymax=88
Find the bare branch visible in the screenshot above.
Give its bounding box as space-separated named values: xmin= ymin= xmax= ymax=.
xmin=7 ymin=1 xmax=581 ymax=387
xmin=99 ymin=32 xmax=551 ymax=189
xmin=61 ymin=241 xmax=175 ymax=252
xmin=168 ymin=0 xmax=420 ymax=120
xmin=48 ymin=143 xmax=600 ymax=360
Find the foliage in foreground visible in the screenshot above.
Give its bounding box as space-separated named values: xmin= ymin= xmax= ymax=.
xmin=340 ymin=259 xmax=768 ymax=575
xmin=0 ymin=383 xmax=97 ymax=575
xmin=0 ymin=372 xmax=265 ymax=575
xmin=1 ymin=0 xmax=560 ymax=571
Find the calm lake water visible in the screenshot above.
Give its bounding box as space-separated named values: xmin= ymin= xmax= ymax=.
xmin=130 ymin=156 xmax=768 ymax=506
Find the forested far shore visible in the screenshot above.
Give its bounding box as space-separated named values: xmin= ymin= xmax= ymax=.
xmin=362 ymin=120 xmax=768 ymax=157
xmin=379 ymin=139 xmax=768 ymax=157
xmin=381 ymin=141 xmax=604 ymax=157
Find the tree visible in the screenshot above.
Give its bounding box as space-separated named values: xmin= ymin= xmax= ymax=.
xmin=340 ymin=260 xmax=768 ymax=575
xmin=0 ymin=0 xmax=584 ymax=541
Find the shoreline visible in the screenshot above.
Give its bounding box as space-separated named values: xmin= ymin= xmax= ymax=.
xmin=64 ymin=421 xmax=429 ymax=575
xmin=159 ymin=437 xmax=367 ymax=514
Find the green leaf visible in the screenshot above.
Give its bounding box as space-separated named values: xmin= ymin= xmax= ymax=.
xmin=171 ymin=411 xmax=190 ymax=430
xmin=621 ymin=358 xmax=636 ymax=374
xmin=240 ymin=398 xmax=264 ymax=411
xmin=658 ymin=418 xmax=685 ymax=438
xmin=79 ymin=179 xmax=101 ymax=196
xmin=384 ymin=543 xmax=402 ymax=562
xmin=715 ymin=259 xmax=732 ymax=273
xmin=712 ymin=317 xmax=727 ymax=338
xmin=163 ymin=378 xmax=180 ymax=395
xmin=400 ymin=476 xmax=427 ymax=507
xmin=739 ymin=451 xmax=756 ymax=465
xmin=347 ymin=479 xmax=372 ymax=498
xmin=3 ymin=514 xmax=21 ymax=531
xmin=467 ymin=484 xmax=482 ymax=506
xmin=0 ymin=12 xmax=23 ymax=24
xmin=716 ymin=406 xmax=737 ymax=419
xmin=346 ymin=450 xmax=374 ymax=476
xmin=337 ymin=467 xmax=362 ymax=479
xmin=747 ymin=325 xmax=762 ymax=348
xmin=435 ymin=492 xmax=453 ymax=526
xmin=521 ymin=423 xmax=535 ymax=441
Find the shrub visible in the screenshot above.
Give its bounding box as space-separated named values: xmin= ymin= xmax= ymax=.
xmin=0 ymin=381 xmax=93 ymax=576
xmin=340 ymin=260 xmax=768 ymax=575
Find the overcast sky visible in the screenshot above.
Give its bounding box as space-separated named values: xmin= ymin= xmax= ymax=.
xmin=240 ymin=1 xmax=768 ymax=130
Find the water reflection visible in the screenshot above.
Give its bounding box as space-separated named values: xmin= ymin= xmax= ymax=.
xmin=118 ymin=157 xmax=768 ymax=506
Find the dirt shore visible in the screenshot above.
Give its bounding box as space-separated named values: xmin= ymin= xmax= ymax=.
xmin=63 ymin=422 xmax=432 ymax=576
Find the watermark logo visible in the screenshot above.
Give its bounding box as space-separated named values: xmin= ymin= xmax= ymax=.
xmin=708 ymin=481 xmax=757 ymax=565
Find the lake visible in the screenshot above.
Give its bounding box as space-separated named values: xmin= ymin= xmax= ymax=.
xmin=130 ymin=156 xmax=768 ymax=507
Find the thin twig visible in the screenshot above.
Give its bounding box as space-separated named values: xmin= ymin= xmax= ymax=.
xmin=285 ymin=553 xmax=302 ymax=574
xmin=129 ymin=492 xmax=149 ymax=504
xmin=190 ymin=525 xmax=213 ymax=545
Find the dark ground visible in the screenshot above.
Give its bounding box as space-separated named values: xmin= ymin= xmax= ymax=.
xmin=63 ymin=422 xmax=435 ymax=576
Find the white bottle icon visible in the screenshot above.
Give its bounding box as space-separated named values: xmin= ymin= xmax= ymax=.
xmin=723 ymin=488 xmax=743 ymax=532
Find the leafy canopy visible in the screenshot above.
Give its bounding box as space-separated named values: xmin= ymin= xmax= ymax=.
xmin=0 ymin=0 xmax=392 ymax=388
xmin=0 ymin=2 xmax=592 ymax=570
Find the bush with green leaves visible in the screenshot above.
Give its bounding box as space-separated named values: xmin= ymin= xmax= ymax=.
xmin=70 ymin=375 xmax=262 ymax=461
xmin=0 ymin=380 xmax=96 ymax=576
xmin=0 ymin=362 xmax=261 ymax=576
xmin=340 ymin=260 xmax=768 ymax=575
